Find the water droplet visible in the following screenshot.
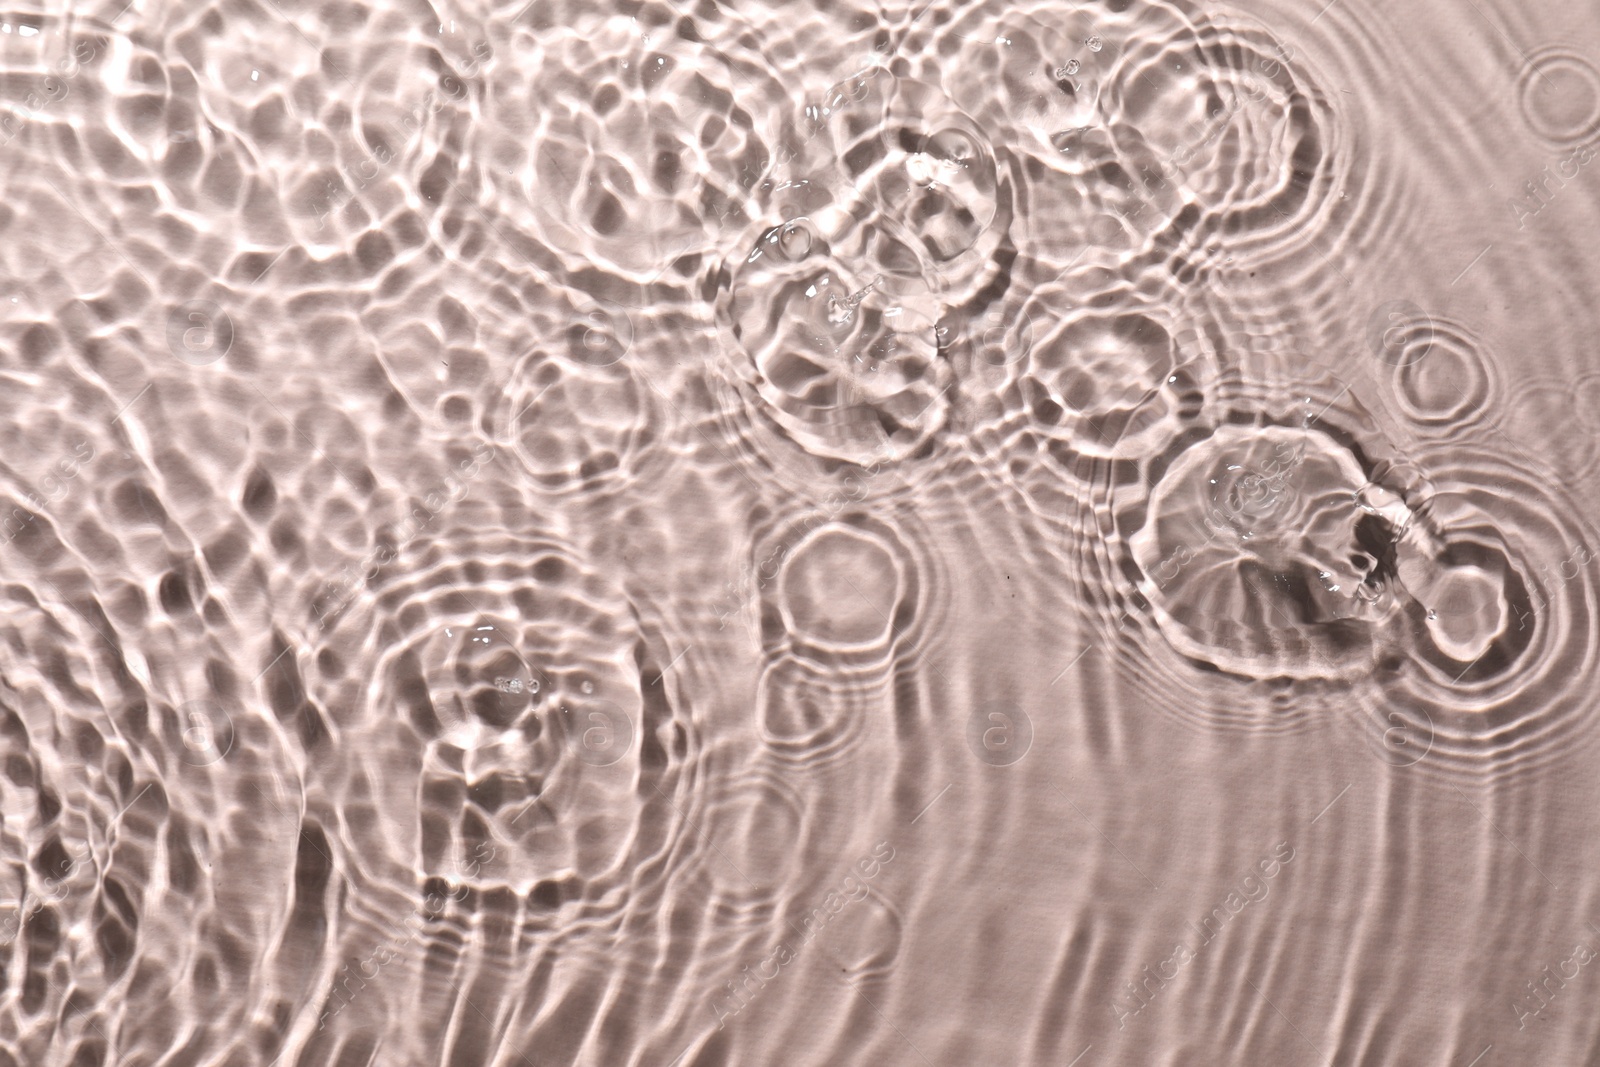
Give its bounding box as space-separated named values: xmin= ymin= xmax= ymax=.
xmin=1086 ymin=35 xmax=1103 ymax=52
xmin=581 ymin=680 xmax=595 ymax=694
xmin=778 ymin=221 xmax=814 ymax=259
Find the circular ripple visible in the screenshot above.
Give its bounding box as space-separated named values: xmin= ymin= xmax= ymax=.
xmin=499 ymin=356 xmax=658 ymax=492
xmin=1499 ymin=375 xmax=1600 ymax=484
xmin=752 ymin=506 xmax=939 ymax=767
xmin=1518 ymin=47 xmax=1600 ymax=149
xmin=823 ymin=69 xmax=1010 ymax=302
xmin=1080 ymin=348 xmax=1432 ymax=731
xmin=715 ymin=201 xmax=951 ymax=465
xmin=1013 ymin=296 xmax=1186 ymax=461
xmin=1366 ymin=300 xmax=1434 ymax=367
xmin=756 ymin=656 xmax=890 ymax=767
xmin=1382 ymin=314 xmax=1500 ymax=431
xmin=1574 ymin=370 xmax=1600 ymax=437
xmin=1353 ymin=445 xmax=1600 ymax=783
xmin=979 ymin=279 xmax=1227 ymax=492
xmin=694 ymin=759 xmax=810 ymax=903
xmin=1099 ymin=9 xmax=1347 ymax=280
xmin=923 ymin=1 xmax=1182 ymax=277
xmin=314 ymin=524 xmax=662 ymax=898
xmin=779 ymin=524 xmax=903 ymax=650
xmin=491 ymin=293 xmax=666 ymax=496
xmin=930 ymin=1 xmax=1111 ymax=173
xmin=763 ymin=511 xmax=923 ymax=668
xmin=501 ymin=1 xmax=779 ymax=279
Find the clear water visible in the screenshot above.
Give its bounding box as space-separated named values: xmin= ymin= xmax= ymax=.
xmin=2 ymin=0 xmax=1600 ymax=1063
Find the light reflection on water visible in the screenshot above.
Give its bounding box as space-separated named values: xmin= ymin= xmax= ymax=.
xmin=1 ymin=0 xmax=1599 ymax=1064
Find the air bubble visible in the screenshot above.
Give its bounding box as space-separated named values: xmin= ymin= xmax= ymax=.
xmin=1086 ymin=36 xmax=1103 ymax=52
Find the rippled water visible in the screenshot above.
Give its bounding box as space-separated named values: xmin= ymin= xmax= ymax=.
xmin=3 ymin=0 xmax=1600 ymax=1063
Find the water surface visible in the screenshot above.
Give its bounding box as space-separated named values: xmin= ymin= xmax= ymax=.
xmin=3 ymin=0 xmax=1600 ymax=1063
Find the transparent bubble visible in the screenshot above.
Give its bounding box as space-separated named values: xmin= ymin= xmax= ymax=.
xmin=755 ymin=218 xmax=822 ymax=263
xmin=1086 ymin=36 xmax=1103 ymax=52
